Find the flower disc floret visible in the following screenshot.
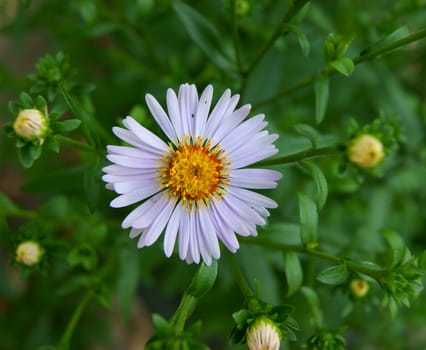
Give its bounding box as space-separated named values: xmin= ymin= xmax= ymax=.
xmin=103 ymin=83 xmax=282 ymax=265
xmin=162 ymin=141 xmax=228 ymax=203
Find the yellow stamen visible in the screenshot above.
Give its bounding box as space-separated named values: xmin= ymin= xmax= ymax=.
xmin=160 ymin=140 xmax=228 ymax=203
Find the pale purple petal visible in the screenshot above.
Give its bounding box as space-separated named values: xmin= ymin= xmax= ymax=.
xmin=164 ymin=203 xmax=183 ymax=257
xmin=229 ymin=169 xmax=282 ymax=189
xmin=122 ymin=116 xmax=168 ymax=152
xmin=194 ymin=85 xmax=213 ymax=139
xmin=122 ymin=192 xmax=166 ymax=228
xmin=145 ymin=94 xmax=177 ymax=143
xmin=166 ymin=88 xmax=184 ymax=142
xmin=137 ymin=197 xmax=177 ymax=247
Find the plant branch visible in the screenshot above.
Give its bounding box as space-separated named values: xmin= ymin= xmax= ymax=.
xmin=244 ymin=0 xmax=310 ymax=77
xmin=55 ymin=135 xmax=101 ymax=154
xmin=256 ymin=145 xmax=342 ymax=167
xmin=254 ymin=27 xmax=426 ymax=108
xmin=240 ymin=237 xmax=385 ymax=280
xmin=56 ymin=290 xmax=93 ymax=350
xmin=230 ymin=0 xmax=243 ymax=75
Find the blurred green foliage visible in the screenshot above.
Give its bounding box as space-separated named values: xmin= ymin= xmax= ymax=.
xmin=1 ymin=0 xmax=426 ymax=349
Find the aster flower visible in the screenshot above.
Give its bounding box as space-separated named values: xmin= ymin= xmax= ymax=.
xmin=103 ymin=83 xmax=281 ymax=265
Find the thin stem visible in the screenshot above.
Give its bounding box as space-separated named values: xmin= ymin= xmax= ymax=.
xmin=170 ymin=292 xmax=198 ymax=333
xmin=244 ymin=0 xmax=309 ymax=76
xmin=257 ymin=145 xmax=342 ymax=167
xmin=230 ymin=0 xmax=243 ymax=75
xmin=229 ymin=253 xmax=255 ymax=299
xmin=55 ymin=135 xmax=101 ymax=154
xmin=57 ymin=290 xmax=93 ymax=350
xmin=254 ymin=26 xmax=426 ymax=108
xmin=1 ymin=209 xmax=37 ymax=219
xmin=353 ymin=27 xmax=426 ymax=64
xmin=240 ymin=237 xmax=385 ymax=280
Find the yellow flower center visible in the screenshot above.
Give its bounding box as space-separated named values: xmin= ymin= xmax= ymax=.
xmin=161 ymin=141 xmax=228 ymax=202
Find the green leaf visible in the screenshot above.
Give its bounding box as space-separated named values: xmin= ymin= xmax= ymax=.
xmin=284 ymin=252 xmax=303 ymax=296
xmin=301 ymin=161 xmax=328 ymax=209
xmin=45 ymin=137 xmax=60 ymax=153
xmin=292 ymin=26 xmax=310 ymax=57
xmin=186 ymin=260 xmax=218 ymax=298
xmin=294 ymin=123 xmax=318 ymax=149
xmin=19 ymin=92 xmax=33 ymax=108
xmin=316 ymin=264 xmax=349 ymax=285
xmin=329 ymin=57 xmax=354 ymax=76
xmin=18 ymin=146 xmax=35 ymax=168
xmin=84 ymin=159 xmax=102 ymax=213
xmin=117 ymin=247 xmax=140 ymax=321
xmin=30 ymin=143 xmax=42 ymax=160
xmin=314 ymin=76 xmax=329 ymax=124
xmin=152 ymin=313 xmax=171 ymax=331
xmin=173 ymin=2 xmax=233 ymax=72
xmin=361 ymin=25 xmax=410 ymax=57
xmin=301 ymin=286 xmax=323 ymax=325
xmin=0 ymin=193 xmax=20 ymax=215
xmin=383 ymin=230 xmax=405 ymax=268
xmin=59 ymin=86 xmax=101 ymax=149
xmin=51 ymin=119 xmax=81 ymax=133
xmin=298 ymin=192 xmax=318 ymax=245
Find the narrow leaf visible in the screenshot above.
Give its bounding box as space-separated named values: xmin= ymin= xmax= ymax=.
xmin=117 ymin=247 xmax=140 ymax=321
xmin=329 ymin=57 xmax=354 ymax=76
xmin=52 ymin=119 xmax=82 ymax=133
xmin=173 ymin=2 xmax=233 ymax=72
xmin=298 ymin=192 xmax=318 ymax=245
xmin=294 ymin=123 xmax=318 ymax=149
xmin=301 ymin=161 xmax=328 ymax=209
xmin=316 ymin=264 xmax=349 ymax=285
xmin=0 ymin=193 xmax=20 ymax=215
xmin=292 ymin=26 xmax=310 ymax=57
xmin=314 ymin=76 xmax=329 ymax=124
xmin=284 ymin=252 xmax=303 ymax=296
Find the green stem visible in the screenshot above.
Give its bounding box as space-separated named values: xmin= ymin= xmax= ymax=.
xmin=57 ymin=290 xmax=93 ymax=350
xmin=353 ymin=27 xmax=426 ymax=64
xmin=244 ymin=0 xmax=309 ymax=76
xmin=230 ymin=0 xmax=243 ymax=75
xmin=240 ymin=237 xmax=385 ymax=280
xmin=2 ymin=209 xmax=37 ymax=219
xmin=55 ymin=135 xmax=101 ymax=154
xmin=254 ymin=26 xmax=426 ymax=108
xmin=170 ymin=292 xmax=198 ymax=333
xmin=229 ymin=253 xmax=255 ymax=299
xmin=256 ymin=145 xmax=342 ymax=167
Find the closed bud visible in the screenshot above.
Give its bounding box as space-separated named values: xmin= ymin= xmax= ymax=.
xmin=16 ymin=241 xmax=44 ymax=266
xmin=350 ymin=279 xmax=369 ymax=298
xmin=347 ymin=134 xmax=384 ymax=168
xmin=247 ymin=317 xmax=281 ymax=350
xmin=13 ymin=109 xmax=48 ymax=143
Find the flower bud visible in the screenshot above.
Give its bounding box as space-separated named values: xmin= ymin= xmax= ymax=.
xmin=13 ymin=109 xmax=48 ymax=143
xmin=347 ymin=134 xmax=384 ymax=168
xmin=350 ymin=279 xmax=369 ymax=298
xmin=16 ymin=241 xmax=44 ymax=266
xmin=247 ymin=317 xmax=281 ymax=350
